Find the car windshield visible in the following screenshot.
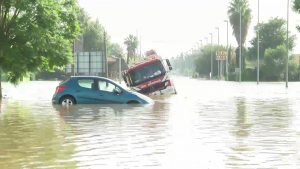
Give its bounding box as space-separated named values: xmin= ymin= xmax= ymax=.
xmin=105 ymin=79 xmax=132 ymax=92
xmin=128 ymin=61 xmax=166 ymax=86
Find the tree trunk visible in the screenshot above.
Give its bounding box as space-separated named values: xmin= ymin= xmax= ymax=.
xmin=0 ymin=71 xmax=2 ymax=100
xmin=126 ymin=51 xmax=129 ymax=64
xmin=0 ymin=49 xmax=2 ymax=100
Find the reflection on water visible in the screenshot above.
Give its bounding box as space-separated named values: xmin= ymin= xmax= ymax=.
xmin=53 ymin=103 xmax=171 ymax=169
xmin=0 ymin=103 xmax=76 ymax=169
xmin=1 ymin=77 xmax=300 ymax=168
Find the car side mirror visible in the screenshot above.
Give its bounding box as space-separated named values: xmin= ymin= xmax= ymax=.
xmin=113 ymin=87 xmax=122 ymax=95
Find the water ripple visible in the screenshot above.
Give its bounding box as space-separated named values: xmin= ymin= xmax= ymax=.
xmin=1 ymin=78 xmax=300 ymax=168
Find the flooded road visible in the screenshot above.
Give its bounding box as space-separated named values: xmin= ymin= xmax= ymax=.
xmin=1 ymin=76 xmax=300 ymax=169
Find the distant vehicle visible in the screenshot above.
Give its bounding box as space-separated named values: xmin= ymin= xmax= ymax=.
xmin=122 ymin=50 xmax=176 ymax=95
xmin=52 ymin=76 xmax=153 ymax=105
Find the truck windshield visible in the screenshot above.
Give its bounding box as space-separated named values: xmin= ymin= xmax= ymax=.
xmin=128 ymin=61 xmax=166 ymax=86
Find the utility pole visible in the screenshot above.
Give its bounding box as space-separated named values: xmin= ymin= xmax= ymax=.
xmin=210 ymin=33 xmax=213 ymax=79
xmin=119 ymin=57 xmax=121 ymax=83
xmin=112 ymin=56 xmax=122 ymax=84
xmin=216 ymin=27 xmax=220 ymax=79
xmin=286 ymin=0 xmax=289 ymax=88
xmin=239 ymin=5 xmax=242 ymax=82
xmin=257 ymin=0 xmax=260 ymax=85
xmin=104 ymin=31 xmax=108 ymax=78
xmin=224 ymin=20 xmax=229 ymax=81
xmin=0 ymin=51 xmax=2 ymax=99
xmin=0 ymin=67 xmax=2 ymax=99
xmin=139 ymin=34 xmax=142 ymax=58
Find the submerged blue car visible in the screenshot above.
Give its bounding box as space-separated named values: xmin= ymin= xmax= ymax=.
xmin=52 ymin=76 xmax=153 ymax=105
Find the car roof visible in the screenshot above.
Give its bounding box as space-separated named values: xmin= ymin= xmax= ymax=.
xmin=70 ymin=76 xmax=116 ymax=83
xmin=71 ymin=76 xmax=106 ymax=79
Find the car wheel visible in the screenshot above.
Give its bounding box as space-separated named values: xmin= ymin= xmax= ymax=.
xmin=60 ymin=96 xmax=75 ymax=106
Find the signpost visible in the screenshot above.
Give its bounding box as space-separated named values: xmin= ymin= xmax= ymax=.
xmin=216 ymin=51 xmax=227 ymax=61
xmin=216 ymin=51 xmax=227 ymax=79
xmin=65 ymin=51 xmax=105 ymax=76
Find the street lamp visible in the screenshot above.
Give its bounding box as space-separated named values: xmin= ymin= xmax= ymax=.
xmin=205 ymin=37 xmax=209 ymax=45
xmin=215 ymin=27 xmax=220 ymax=45
xmin=286 ymin=0 xmax=289 ymax=88
xmin=103 ymin=30 xmax=108 ymax=78
xmin=210 ymin=33 xmax=213 ymax=79
xmin=257 ymin=0 xmax=260 ymax=85
xmin=215 ymin=27 xmax=220 ymax=79
xmin=224 ymin=20 xmax=229 ymax=81
xmin=239 ymin=5 xmax=242 ymax=82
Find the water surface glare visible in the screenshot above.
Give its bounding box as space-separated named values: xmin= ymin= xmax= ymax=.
xmin=1 ymin=76 xmax=300 ymax=168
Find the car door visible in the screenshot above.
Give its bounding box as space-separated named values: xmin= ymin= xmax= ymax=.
xmin=95 ymin=79 xmax=125 ymax=104
xmin=75 ymin=78 xmax=100 ymax=104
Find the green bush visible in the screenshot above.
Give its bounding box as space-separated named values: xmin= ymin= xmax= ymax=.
xmin=228 ymin=72 xmax=238 ymax=81
xmin=243 ymin=68 xmax=256 ymax=81
xmin=288 ymin=63 xmax=300 ymax=81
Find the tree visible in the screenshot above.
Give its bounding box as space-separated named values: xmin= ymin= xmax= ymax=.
xmin=77 ymin=8 xmax=90 ymax=31
xmin=261 ymin=45 xmax=287 ymax=81
xmin=77 ymin=10 xmax=123 ymax=58
xmin=124 ymin=34 xmax=138 ymax=64
xmin=195 ymin=46 xmax=213 ymax=77
xmin=247 ymin=17 xmax=296 ymax=81
xmin=288 ymin=60 xmax=300 ymax=81
xmin=0 ymin=0 xmax=80 ymax=98
xmin=108 ymin=43 xmax=124 ymax=58
xmin=82 ymin=19 xmax=106 ymax=51
xmin=293 ymin=0 xmax=300 ymax=32
xmin=228 ymin=0 xmax=252 ymax=71
xmin=170 ymin=54 xmax=186 ymax=75
xmin=195 ymin=45 xmax=226 ymax=78
xmin=248 ymin=18 xmax=295 ymax=60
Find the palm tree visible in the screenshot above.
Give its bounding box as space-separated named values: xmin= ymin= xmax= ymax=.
xmin=124 ymin=34 xmax=138 ymax=64
xmin=228 ymin=0 xmax=252 ymax=70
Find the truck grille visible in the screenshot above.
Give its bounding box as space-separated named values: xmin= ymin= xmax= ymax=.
xmin=140 ymin=82 xmax=167 ymax=94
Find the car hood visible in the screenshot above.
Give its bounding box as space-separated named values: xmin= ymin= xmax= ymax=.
xmin=130 ymin=91 xmax=154 ymax=104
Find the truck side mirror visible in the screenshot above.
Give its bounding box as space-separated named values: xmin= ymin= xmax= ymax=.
xmin=166 ymin=59 xmax=173 ymax=71
xmin=122 ymin=72 xmax=127 ymax=83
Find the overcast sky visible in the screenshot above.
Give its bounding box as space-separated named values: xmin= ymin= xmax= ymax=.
xmin=78 ymin=0 xmax=300 ymax=58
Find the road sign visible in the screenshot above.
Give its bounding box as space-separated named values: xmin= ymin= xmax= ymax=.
xmin=216 ymin=51 xmax=227 ymax=60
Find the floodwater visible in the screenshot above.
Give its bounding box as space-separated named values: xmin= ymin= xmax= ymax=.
xmin=0 ymin=76 xmax=300 ymax=169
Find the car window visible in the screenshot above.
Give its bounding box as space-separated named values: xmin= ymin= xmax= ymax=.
xmin=78 ymin=79 xmax=94 ymax=89
xmin=98 ymin=80 xmax=116 ymax=92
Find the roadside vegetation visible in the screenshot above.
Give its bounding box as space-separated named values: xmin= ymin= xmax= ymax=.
xmin=172 ymin=0 xmax=300 ymax=82
xmin=0 ymin=1 xmax=139 ymax=99
xmin=1 ymin=0 xmax=300 ymax=98
xmin=0 ymin=0 xmax=80 ymax=98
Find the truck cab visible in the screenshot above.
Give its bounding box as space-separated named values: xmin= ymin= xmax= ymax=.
xmin=122 ymin=57 xmax=176 ymax=95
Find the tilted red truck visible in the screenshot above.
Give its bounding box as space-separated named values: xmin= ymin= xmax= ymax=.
xmin=122 ymin=50 xmax=176 ymax=95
